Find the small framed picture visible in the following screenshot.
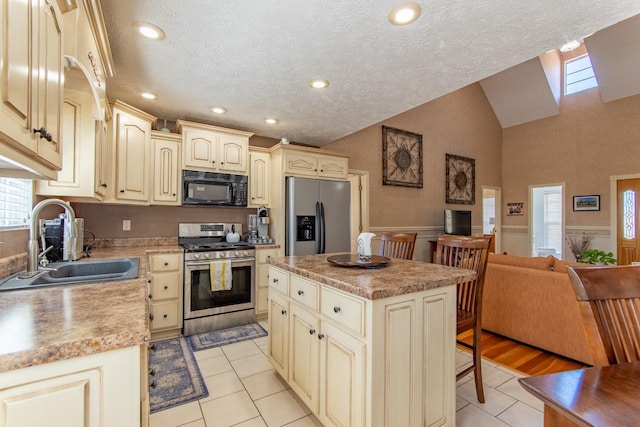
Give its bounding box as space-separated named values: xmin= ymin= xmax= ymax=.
xmin=507 ymin=202 xmax=523 ymax=216
xmin=573 ymin=195 xmax=600 ymax=211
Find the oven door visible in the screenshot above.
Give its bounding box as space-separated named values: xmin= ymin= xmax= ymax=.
xmin=184 ymin=257 xmax=255 ymax=319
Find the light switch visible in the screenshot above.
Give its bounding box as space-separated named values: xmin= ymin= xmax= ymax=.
xmin=123 ymin=220 xmax=131 ymax=231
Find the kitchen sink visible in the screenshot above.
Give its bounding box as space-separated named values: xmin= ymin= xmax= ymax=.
xmin=0 ymin=258 xmax=140 ymax=291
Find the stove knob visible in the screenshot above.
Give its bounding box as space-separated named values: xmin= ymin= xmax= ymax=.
xmin=203 ymin=252 xmax=210 ymax=259
xmin=243 ymin=250 xmax=249 ymax=256
xmin=193 ymin=253 xmax=201 ymax=259
xmin=234 ymin=250 xmax=240 ymax=256
xmin=218 ymin=252 xmax=225 ymax=259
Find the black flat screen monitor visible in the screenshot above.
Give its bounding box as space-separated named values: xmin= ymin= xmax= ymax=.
xmin=444 ymin=210 xmax=471 ymax=236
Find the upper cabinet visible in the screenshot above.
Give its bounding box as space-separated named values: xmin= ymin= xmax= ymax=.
xmin=278 ymin=145 xmax=349 ymax=180
xmin=177 ymin=120 xmax=254 ymax=174
xmin=0 ymin=0 xmax=65 ymax=179
xmin=249 ymin=147 xmax=271 ymax=207
xmin=151 ymin=131 xmax=181 ymax=206
xmin=107 ymin=100 xmax=156 ymax=204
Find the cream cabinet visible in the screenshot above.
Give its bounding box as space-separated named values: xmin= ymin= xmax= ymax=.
xmin=255 ymin=247 xmax=278 ymax=318
xmin=249 ymin=148 xmax=271 ymax=207
xmin=268 ymin=266 xmax=456 ymax=427
xmin=151 ymin=131 xmax=181 ymax=206
xmin=107 ymin=100 xmax=157 ymax=204
xmin=0 ymin=345 xmax=143 ymax=427
xmin=36 ymin=89 xmax=108 ymax=200
xmin=177 ymin=120 xmax=253 ymax=174
xmin=147 ymin=252 xmax=184 ymax=340
xmin=283 ymin=149 xmax=349 ymax=180
xmin=0 ymin=0 xmax=64 ymax=179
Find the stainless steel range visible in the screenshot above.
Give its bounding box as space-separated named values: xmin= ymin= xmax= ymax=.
xmin=179 ymin=223 xmax=256 ymax=336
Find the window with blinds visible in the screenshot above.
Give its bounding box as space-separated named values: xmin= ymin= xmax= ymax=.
xmin=543 ymin=191 xmax=563 ymax=257
xmin=565 ymin=54 xmax=598 ymax=95
xmin=0 ymin=178 xmax=32 ymax=229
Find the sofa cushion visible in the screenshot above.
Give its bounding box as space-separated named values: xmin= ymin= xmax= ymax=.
xmin=552 ymin=258 xmax=590 ymax=273
xmin=488 ymin=253 xmax=554 ymax=271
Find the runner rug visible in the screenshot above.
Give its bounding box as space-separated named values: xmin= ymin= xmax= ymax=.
xmin=187 ymin=322 xmax=268 ymax=352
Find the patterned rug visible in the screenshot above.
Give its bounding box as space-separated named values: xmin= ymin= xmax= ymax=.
xmin=188 ymin=322 xmax=268 ymax=352
xmin=149 ymin=337 xmax=208 ymax=413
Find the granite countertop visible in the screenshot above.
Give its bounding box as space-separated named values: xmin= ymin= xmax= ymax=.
xmin=267 ymin=253 xmax=476 ymax=300
xmin=0 ymin=245 xmax=182 ymax=373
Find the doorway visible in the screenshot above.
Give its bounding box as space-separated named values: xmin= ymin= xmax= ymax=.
xmin=482 ymin=187 xmax=500 ymax=253
xmin=616 ymin=178 xmax=640 ymax=265
xmin=530 ymin=184 xmax=564 ymax=258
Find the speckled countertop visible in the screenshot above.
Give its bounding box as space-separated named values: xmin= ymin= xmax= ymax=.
xmin=267 ymin=253 xmax=476 ymax=300
xmin=0 ymin=245 xmax=183 ymax=373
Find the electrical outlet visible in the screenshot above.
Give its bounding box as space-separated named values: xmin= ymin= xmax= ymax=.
xmin=123 ymin=220 xmax=131 ymax=231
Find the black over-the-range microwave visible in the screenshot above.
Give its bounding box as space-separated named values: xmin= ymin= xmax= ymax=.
xmin=182 ymin=170 xmax=248 ymax=206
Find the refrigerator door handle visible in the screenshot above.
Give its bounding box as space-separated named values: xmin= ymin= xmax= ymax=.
xmin=315 ymin=202 xmax=322 ymax=254
xmin=320 ymin=202 xmax=326 ymax=253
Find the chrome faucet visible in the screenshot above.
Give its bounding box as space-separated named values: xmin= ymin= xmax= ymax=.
xmin=27 ymin=199 xmax=77 ymax=274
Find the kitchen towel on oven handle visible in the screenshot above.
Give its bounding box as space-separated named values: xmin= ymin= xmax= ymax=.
xmin=210 ymin=260 xmax=232 ymax=291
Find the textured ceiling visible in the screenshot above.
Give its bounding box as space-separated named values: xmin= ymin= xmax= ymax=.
xmin=100 ymin=1 xmax=640 ymax=146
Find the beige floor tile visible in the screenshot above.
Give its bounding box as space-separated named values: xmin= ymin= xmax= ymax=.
xmin=496 ymin=377 xmax=545 ymax=411
xmin=197 ymin=354 xmax=233 ymax=377
xmin=480 ymin=364 xmax=515 ymax=389
xmin=179 ymin=420 xmax=206 ymax=427
xmin=456 ymin=403 xmax=511 ymax=427
xmin=497 ymin=401 xmax=544 ymax=427
xmin=254 ymin=389 xmax=311 ymax=427
xmin=200 ymin=390 xmax=260 ymax=427
xmin=193 ymin=346 xmax=224 ymax=362
xmin=253 ymin=336 xmax=268 ymax=347
xmin=458 ymin=381 xmax=517 ymax=417
xmin=233 ymin=416 xmax=268 ymax=426
xmin=222 ymin=340 xmax=263 ymax=361
xmin=231 ymin=352 xmax=274 ymax=378
xmin=283 ymin=414 xmax=323 ymax=426
xmin=242 ymin=369 xmax=289 ymax=400
xmin=200 ymin=370 xmax=245 ymax=402
xmin=258 ymin=343 xmax=268 ymax=355
xmin=149 ymin=401 xmax=202 ymax=427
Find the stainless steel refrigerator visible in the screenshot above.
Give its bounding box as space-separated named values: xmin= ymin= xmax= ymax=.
xmin=286 ymin=177 xmax=351 ymax=256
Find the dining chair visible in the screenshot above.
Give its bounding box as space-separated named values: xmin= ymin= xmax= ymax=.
xmin=434 ymin=234 xmax=492 ymax=403
xmin=379 ymin=232 xmax=417 ymax=260
xmin=567 ymin=265 xmax=640 ymax=366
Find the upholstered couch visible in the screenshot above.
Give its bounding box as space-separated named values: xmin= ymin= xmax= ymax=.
xmin=481 ymin=253 xmax=593 ymax=365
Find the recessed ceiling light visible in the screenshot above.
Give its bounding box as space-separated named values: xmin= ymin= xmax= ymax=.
xmin=133 ymin=21 xmax=166 ymax=40
xmin=265 ymin=118 xmax=279 ymax=125
xmin=559 ymin=40 xmax=580 ymax=52
xmin=211 ymin=107 xmax=227 ymax=114
xmin=309 ymin=79 xmax=330 ymax=89
xmin=140 ymin=91 xmax=158 ymax=100
xmin=388 ymin=2 xmax=422 ymax=26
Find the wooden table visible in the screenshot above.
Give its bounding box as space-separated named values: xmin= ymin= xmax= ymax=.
xmin=519 ymin=362 xmax=640 ymax=427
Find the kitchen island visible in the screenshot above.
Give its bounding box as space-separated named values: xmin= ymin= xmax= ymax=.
xmin=0 ymin=245 xmax=182 ymax=427
xmin=267 ymin=253 xmax=475 ymax=427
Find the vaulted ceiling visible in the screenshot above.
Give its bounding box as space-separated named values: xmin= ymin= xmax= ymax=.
xmin=100 ymin=1 xmax=640 ymax=146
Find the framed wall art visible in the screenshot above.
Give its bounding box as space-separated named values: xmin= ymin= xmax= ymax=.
xmin=573 ymin=195 xmax=600 ymax=211
xmin=445 ymin=153 xmax=475 ymax=204
xmin=507 ymin=202 xmax=524 ymax=216
xmin=382 ymin=126 xmax=423 ymax=188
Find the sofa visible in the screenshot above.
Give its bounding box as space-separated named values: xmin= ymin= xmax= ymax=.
xmin=481 ymin=253 xmax=594 ymax=365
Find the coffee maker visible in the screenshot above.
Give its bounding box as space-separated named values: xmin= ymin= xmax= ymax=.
xmin=257 ymin=206 xmax=270 ymax=241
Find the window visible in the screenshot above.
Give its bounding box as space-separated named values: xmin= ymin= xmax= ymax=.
xmin=564 ymin=54 xmax=598 ymax=95
xmin=0 ymin=178 xmax=33 ymax=229
xmin=531 ymin=185 xmax=563 ymax=258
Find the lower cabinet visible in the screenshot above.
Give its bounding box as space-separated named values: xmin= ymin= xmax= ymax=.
xmin=147 ymin=252 xmax=184 ymax=340
xmin=0 ymin=346 xmax=144 ymax=427
xmin=255 ymin=247 xmax=278 ymax=319
xmin=267 ymin=266 xmax=456 ymax=427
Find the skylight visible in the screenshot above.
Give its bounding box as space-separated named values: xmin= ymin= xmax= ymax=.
xmin=564 ymin=54 xmax=598 ymax=95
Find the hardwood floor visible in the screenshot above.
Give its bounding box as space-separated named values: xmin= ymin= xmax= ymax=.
xmin=457 ymin=329 xmax=588 ymax=376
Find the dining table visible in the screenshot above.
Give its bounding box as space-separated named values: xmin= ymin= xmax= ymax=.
xmin=518 ymin=361 xmax=640 ymax=426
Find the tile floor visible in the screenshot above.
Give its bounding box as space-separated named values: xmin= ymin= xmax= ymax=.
xmin=150 ymin=321 xmax=544 ymax=427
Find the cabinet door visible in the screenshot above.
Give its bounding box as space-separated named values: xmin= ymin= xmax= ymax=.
xmin=256 ymin=263 xmax=270 ymax=315
xmin=268 ymin=290 xmax=289 ymax=380
xmin=318 ymin=156 xmax=348 ymax=180
xmin=94 ymin=121 xmax=109 ymax=197
xmin=183 ymin=128 xmax=217 ymax=170
xmin=289 ymin=304 xmax=320 ymax=413
xmin=152 ymin=136 xmax=180 ymax=205
xmin=284 ymin=151 xmax=319 ymax=177
xmin=318 ymin=322 xmax=365 ymax=427
xmin=249 ymin=150 xmax=270 ymax=207
xmin=33 ymin=0 xmax=63 ymax=169
xmin=151 ymin=300 xmax=181 ymax=331
xmin=218 ymin=134 xmax=247 ymax=173
xmin=113 ymin=110 xmax=151 ymax=202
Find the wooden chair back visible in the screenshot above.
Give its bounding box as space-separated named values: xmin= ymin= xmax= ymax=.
xmin=434 ymin=235 xmax=491 ymax=317
xmin=568 ymin=265 xmax=640 ymax=366
xmin=379 ymin=232 xmax=417 ymax=260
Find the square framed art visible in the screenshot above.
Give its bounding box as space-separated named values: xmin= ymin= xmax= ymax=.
xmin=382 ymin=126 xmax=423 ymax=188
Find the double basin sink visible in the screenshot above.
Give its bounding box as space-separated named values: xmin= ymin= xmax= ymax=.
xmin=0 ymin=258 xmax=140 ymax=291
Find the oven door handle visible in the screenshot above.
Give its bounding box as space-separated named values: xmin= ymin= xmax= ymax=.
xmin=185 ymin=258 xmax=255 ymax=267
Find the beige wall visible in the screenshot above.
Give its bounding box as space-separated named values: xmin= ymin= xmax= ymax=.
xmin=325 ymin=83 xmax=503 ymax=228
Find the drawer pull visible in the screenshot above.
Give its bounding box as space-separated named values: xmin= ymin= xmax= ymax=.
xmin=164 ymin=262 xmax=169 ymax=266
xmin=148 ymin=294 xmax=152 ymax=299
xmin=281 ymin=309 xmax=287 ymax=315
xmin=149 ymin=368 xmax=156 ymax=376
xmin=163 ymin=314 xmax=168 ymax=318
xmin=150 ymin=380 xmax=157 ymax=389
xmin=309 ymin=328 xmax=316 ymax=335
xmin=164 ymin=285 xmax=168 ymax=290
xmin=149 ymin=343 xmax=157 ymax=352
xmin=297 ymin=289 xmax=304 ymax=296
xmin=333 ymin=306 xmax=341 ymax=313
xmin=318 ymin=333 xmax=325 ymax=340
xmin=149 ymin=313 xmax=155 ymax=321
xmin=273 ymin=278 xmax=279 ymax=283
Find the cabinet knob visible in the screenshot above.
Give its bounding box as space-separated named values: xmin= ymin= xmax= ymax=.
xmin=172 ymin=193 xmax=176 ymax=196
xmin=100 ymin=183 xmax=107 ymax=188
xmin=164 ymin=285 xmax=168 ymax=290
xmin=273 ymin=278 xmax=279 ymax=283
xmin=281 ymin=309 xmax=287 ymax=315
xmin=163 ymin=314 xmax=168 ymax=318
xmin=149 ymin=368 xmax=156 ymax=376
xmin=33 ymin=126 xmax=52 ymax=141
xmin=148 ymin=294 xmax=152 ymax=299
xmin=297 ymin=289 xmax=304 ymax=296
xmin=150 ymin=380 xmax=157 ymax=389
xmin=212 ymin=160 xmax=216 ymax=164
xmin=149 ymin=313 xmax=155 ymax=321
xmin=309 ymin=328 xmax=316 ymax=335
xmin=119 ymin=189 xmax=125 ymax=193
xmin=333 ymin=306 xmax=341 ymax=313
xmin=164 ymin=262 xmax=169 ymax=266
xmin=318 ymin=333 xmax=325 ymax=340
xmin=149 ymin=343 xmax=157 ymax=351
